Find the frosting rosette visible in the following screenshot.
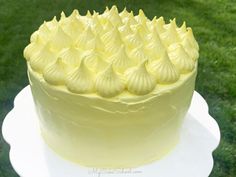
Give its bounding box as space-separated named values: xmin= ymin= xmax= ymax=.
xmin=24 ymin=6 xmax=199 ymax=97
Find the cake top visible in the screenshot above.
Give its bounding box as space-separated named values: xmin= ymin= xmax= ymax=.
xmin=24 ymin=6 xmax=199 ymax=98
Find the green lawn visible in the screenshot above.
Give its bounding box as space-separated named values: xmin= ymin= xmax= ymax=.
xmin=0 ymin=0 xmax=236 ymax=176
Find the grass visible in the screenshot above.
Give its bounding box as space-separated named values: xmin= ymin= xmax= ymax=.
xmin=0 ymin=0 xmax=236 ymax=176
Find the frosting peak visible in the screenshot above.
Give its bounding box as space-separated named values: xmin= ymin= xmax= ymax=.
xmin=87 ymin=35 xmax=104 ymax=52
xmin=59 ymin=44 xmax=82 ymax=66
xmin=38 ymin=22 xmax=51 ymax=41
xmin=120 ymin=7 xmax=129 ymax=19
xmin=168 ymin=44 xmax=195 ymax=73
xmin=125 ymin=30 xmax=143 ymax=49
xmin=30 ymin=42 xmax=56 ymax=73
xmin=43 ymin=57 xmax=68 ymax=85
xmin=181 ymin=38 xmax=199 ymax=61
xmin=125 ymin=61 xmax=156 ymax=95
xmin=145 ymin=29 xmax=165 ymax=60
xmin=110 ymin=45 xmax=134 ymax=73
xmin=135 ymin=9 xmax=148 ymax=24
xmin=129 ymin=44 xmax=148 ymax=64
xmin=102 ymin=27 xmax=120 ymax=44
xmin=150 ymin=52 xmax=180 ymax=84
xmin=155 ymin=16 xmax=165 ymax=34
xmin=24 ymin=35 xmax=44 ymax=61
xmin=161 ymin=20 xmax=180 ymax=46
xmin=66 ymin=59 xmax=95 ymax=93
xmin=51 ymin=25 xmax=72 ymax=50
xmin=119 ymin=22 xmax=133 ymax=38
xmin=84 ymin=49 xmax=108 ymax=72
xmin=95 ymin=64 xmax=125 ymax=97
xmin=182 ymin=28 xmax=199 ymax=51
xmin=178 ymin=21 xmax=187 ymax=35
xmin=46 ymin=16 xmax=58 ymax=30
xmin=77 ymin=26 xmax=95 ymax=49
xmin=107 ymin=6 xmax=123 ymax=26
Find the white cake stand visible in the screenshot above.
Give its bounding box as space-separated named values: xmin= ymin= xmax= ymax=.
xmin=2 ymin=86 xmax=220 ymax=177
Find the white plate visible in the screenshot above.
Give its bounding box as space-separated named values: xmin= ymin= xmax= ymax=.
xmin=2 ymin=86 xmax=220 ymax=177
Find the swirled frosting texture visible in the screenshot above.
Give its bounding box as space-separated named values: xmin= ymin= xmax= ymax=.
xmin=24 ymin=6 xmax=199 ymax=97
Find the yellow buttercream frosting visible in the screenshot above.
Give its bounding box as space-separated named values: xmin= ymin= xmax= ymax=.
xmin=150 ymin=52 xmax=180 ymax=84
xmin=24 ymin=5 xmax=199 ymax=97
xmin=145 ymin=29 xmax=165 ymax=60
xmin=77 ymin=26 xmax=95 ymax=49
xmin=59 ymin=44 xmax=82 ymax=66
xmin=29 ymin=42 xmax=56 ymax=73
xmin=110 ymin=45 xmax=134 ymax=73
xmin=24 ymin=6 xmax=199 ymax=168
xmin=24 ymin=35 xmax=44 ymax=61
xmin=43 ymin=57 xmax=68 ymax=85
xmin=125 ymin=61 xmax=156 ymax=95
xmin=84 ymin=48 xmax=108 ymax=72
xmin=168 ymin=44 xmax=195 ymax=73
xmin=119 ymin=22 xmax=133 ymax=38
xmin=66 ymin=59 xmax=95 ymax=93
xmin=95 ymin=64 xmax=125 ymax=97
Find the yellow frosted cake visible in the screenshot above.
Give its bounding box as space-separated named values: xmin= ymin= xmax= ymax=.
xmin=24 ymin=6 xmax=199 ymax=168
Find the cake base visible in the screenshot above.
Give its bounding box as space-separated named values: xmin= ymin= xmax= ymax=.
xmin=2 ymin=86 xmax=220 ymax=177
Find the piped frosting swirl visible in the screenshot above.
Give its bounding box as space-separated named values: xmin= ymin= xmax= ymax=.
xmin=150 ymin=52 xmax=180 ymax=84
xmin=24 ymin=6 xmax=199 ymax=97
xmin=66 ymin=59 xmax=95 ymax=93
xmin=168 ymin=44 xmax=195 ymax=73
xmin=95 ymin=64 xmax=125 ymax=97
xmin=125 ymin=61 xmax=156 ymax=95
xmin=43 ymin=57 xmax=68 ymax=85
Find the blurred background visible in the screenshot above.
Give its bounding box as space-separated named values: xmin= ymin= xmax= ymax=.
xmin=0 ymin=0 xmax=235 ymax=176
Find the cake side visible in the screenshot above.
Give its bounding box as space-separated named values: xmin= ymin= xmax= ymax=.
xmin=28 ymin=64 xmax=197 ymax=167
